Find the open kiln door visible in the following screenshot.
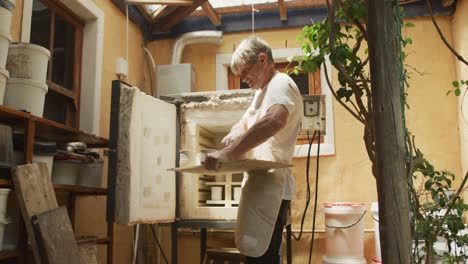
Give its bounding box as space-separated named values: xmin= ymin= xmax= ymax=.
xmin=112 ymin=84 xmax=176 ymax=225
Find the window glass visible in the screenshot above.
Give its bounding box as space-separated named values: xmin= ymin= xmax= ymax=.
xmin=52 ymin=16 xmax=75 ymax=89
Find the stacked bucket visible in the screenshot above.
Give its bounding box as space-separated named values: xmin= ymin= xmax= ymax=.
xmin=0 ymin=0 xmax=15 ymax=105
xmin=0 ymin=0 xmax=50 ymax=117
xmin=322 ymin=202 xmax=367 ymax=264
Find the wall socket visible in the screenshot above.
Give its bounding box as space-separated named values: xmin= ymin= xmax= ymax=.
xmin=300 ymin=95 xmax=326 ymax=135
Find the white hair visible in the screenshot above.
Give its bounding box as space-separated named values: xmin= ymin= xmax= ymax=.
xmin=230 ymin=36 xmax=274 ymax=75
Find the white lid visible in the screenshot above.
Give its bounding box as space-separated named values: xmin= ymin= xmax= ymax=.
xmin=322 ymin=256 xmax=367 ymax=264
xmin=9 ymin=43 xmax=51 ymax=59
xmin=0 ymin=32 xmax=12 ymax=41
xmin=323 ymin=202 xmax=366 ymax=215
xmin=0 ymin=188 xmax=11 ymax=193
xmin=0 ymin=67 xmax=9 ymax=78
xmin=371 ymin=202 xmax=379 ymax=213
xmin=8 ymin=78 xmax=48 ymax=91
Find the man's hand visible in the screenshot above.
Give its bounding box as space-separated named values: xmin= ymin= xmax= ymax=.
xmin=203 ymin=149 xmax=231 ymax=171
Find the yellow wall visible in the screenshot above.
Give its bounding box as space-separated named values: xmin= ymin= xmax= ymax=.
xmin=453 ymin=0 xmax=468 ymax=200
xmin=149 ymin=17 xmax=462 ymax=262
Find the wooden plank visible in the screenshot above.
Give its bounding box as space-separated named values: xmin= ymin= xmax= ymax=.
xmin=202 ymin=2 xmax=221 ymax=26
xmin=170 ymin=159 xmax=292 ymax=175
xmin=12 ymin=163 xmax=59 ymax=264
xmin=278 ymin=0 xmax=287 ymax=21
xmin=125 ymin=0 xmax=193 ymax=5
xmin=32 ymin=206 xmax=80 ymax=264
xmin=158 ymin=0 xmax=208 ymax=32
xmin=78 ymin=245 xmax=100 ymax=264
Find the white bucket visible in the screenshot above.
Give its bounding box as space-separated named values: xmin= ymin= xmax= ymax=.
xmin=323 ymin=202 xmax=366 ymax=259
xmin=0 ymin=217 xmax=11 ymax=251
xmin=211 ymin=186 xmax=223 ymax=200
xmin=371 ymin=202 xmax=381 ymax=260
xmin=233 ymin=186 xmax=241 ymax=201
xmin=4 ymin=78 xmax=48 ymax=117
xmin=0 ymin=8 xmax=12 ymax=36
xmin=0 ymin=67 xmax=8 ymax=104
xmin=0 ymin=188 xmax=10 ymax=219
xmin=12 ymin=151 xmax=54 ymax=178
xmin=52 ymin=160 xmax=80 ymax=185
xmin=7 ymin=43 xmax=50 ymax=83
xmin=322 ymin=255 xmax=366 ymax=264
xmin=0 ymin=33 xmax=11 ymax=69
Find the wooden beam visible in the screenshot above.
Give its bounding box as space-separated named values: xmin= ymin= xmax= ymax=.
xmin=191 ymin=0 xmax=325 ymax=16
xmin=278 ymin=0 xmax=287 ymax=21
xmin=125 ymin=0 xmax=193 ymax=6
xmin=158 ymin=0 xmax=208 ymax=31
xmin=202 ymin=1 xmax=221 ymax=26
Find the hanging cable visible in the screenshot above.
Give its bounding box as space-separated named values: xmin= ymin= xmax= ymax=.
xmin=308 ymin=130 xmax=321 ymax=264
xmin=251 ymin=0 xmax=259 ymax=36
xmin=150 ymin=224 xmax=169 ymax=264
xmin=292 ymin=130 xmax=317 ymax=241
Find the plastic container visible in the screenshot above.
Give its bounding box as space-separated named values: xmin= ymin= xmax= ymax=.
xmin=6 ymin=43 xmax=50 ymax=83
xmin=77 ymin=160 xmax=103 ymax=187
xmin=0 ymin=188 xmax=10 ymax=219
xmin=0 ymin=68 xmax=8 ymax=104
xmin=211 ymin=186 xmax=223 ymax=201
xmin=0 ymin=218 xmax=11 ymax=250
xmin=0 ymin=33 xmax=11 ymax=69
xmin=233 ymin=186 xmax=241 ymax=201
xmin=4 ymin=78 xmax=48 ymax=117
xmin=52 ymin=160 xmax=80 ymax=185
xmin=12 ymin=133 xmax=56 ymax=178
xmin=371 ymin=202 xmax=381 ymax=260
xmin=322 ymin=255 xmax=366 ymax=264
xmin=0 ymin=8 xmax=12 ymax=37
xmin=323 ymin=202 xmax=366 ymax=259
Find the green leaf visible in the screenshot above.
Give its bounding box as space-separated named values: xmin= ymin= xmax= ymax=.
xmin=455 ymin=88 xmax=461 ymax=96
xmin=453 ymin=81 xmax=460 ymax=87
xmin=446 ymin=90 xmax=452 ymax=96
xmin=405 ymin=22 xmax=415 ymax=28
xmin=462 ymin=80 xmax=465 ymax=85
xmin=405 ymin=38 xmax=412 ymax=45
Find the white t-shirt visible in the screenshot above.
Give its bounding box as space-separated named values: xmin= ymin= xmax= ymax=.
xmin=242 ymin=72 xmax=303 ymax=200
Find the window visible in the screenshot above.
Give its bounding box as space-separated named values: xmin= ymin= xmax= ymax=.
xmin=30 ymin=0 xmax=84 ymax=128
xmin=227 ymin=61 xmax=323 ymax=145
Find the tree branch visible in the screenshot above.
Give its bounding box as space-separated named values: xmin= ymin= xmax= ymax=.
xmin=426 ymin=0 xmax=468 ymax=66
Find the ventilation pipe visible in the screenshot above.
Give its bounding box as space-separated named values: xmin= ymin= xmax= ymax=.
xmin=171 ymin=30 xmax=223 ymax=65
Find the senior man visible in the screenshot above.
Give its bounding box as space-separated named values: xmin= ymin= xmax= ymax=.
xmin=203 ymin=36 xmax=303 ymax=263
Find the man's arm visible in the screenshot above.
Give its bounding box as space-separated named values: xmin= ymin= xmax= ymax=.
xmin=203 ymin=104 xmax=289 ymax=170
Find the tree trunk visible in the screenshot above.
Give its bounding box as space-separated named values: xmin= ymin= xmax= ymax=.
xmin=367 ymin=0 xmax=412 ymax=263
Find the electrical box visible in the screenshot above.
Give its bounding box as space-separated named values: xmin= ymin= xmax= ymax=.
xmin=300 ymin=95 xmax=326 ymax=135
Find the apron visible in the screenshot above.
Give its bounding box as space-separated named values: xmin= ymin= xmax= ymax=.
xmin=234 ymin=87 xmax=286 ymax=257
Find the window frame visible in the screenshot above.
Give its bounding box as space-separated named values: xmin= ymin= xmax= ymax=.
xmin=22 ymin=0 xmax=104 ymax=135
xmin=31 ymin=0 xmax=84 ymax=128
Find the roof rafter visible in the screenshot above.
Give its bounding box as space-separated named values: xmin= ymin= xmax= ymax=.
xmin=125 ymin=0 xmax=193 ymax=6
xmin=157 ymin=0 xmax=208 ymax=32
xmin=278 ymin=0 xmax=287 ymax=21
xmin=202 ymin=1 xmax=221 ymax=26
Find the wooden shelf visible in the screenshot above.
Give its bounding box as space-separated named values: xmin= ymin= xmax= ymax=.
xmin=205 ymin=182 xmax=242 ymax=186
xmin=0 ymin=179 xmax=107 ymax=195
xmin=0 ymin=105 xmax=109 ymax=148
xmin=0 ymin=249 xmax=19 ymax=260
xmin=76 ymin=237 xmax=109 ymax=245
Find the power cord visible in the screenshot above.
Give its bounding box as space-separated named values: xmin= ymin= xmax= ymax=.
xmin=150 ymin=224 xmax=169 ymax=264
xmin=308 ymin=130 xmax=321 ymax=264
xmin=292 ymin=130 xmax=317 ymax=241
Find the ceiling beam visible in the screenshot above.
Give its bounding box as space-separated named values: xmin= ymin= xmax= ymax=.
xmin=278 ymin=0 xmax=287 ymax=21
xmin=125 ymin=0 xmax=193 ymax=6
xmin=202 ymin=1 xmax=221 ymax=26
xmin=191 ymin=0 xmax=326 ymax=16
xmin=157 ymin=0 xmax=208 ymax=31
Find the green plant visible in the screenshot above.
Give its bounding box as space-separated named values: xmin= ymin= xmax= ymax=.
xmin=291 ymin=0 xmax=468 ymax=262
